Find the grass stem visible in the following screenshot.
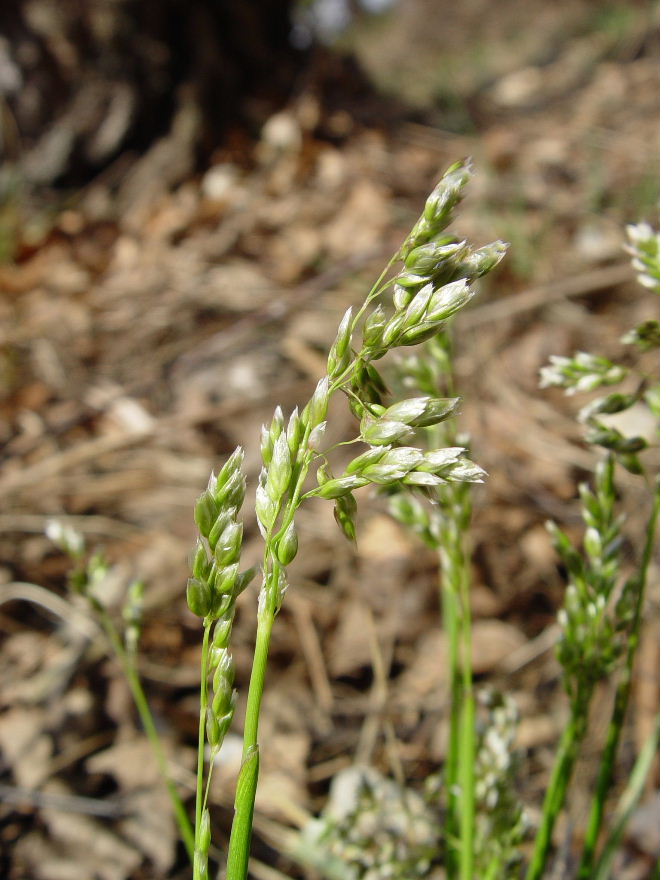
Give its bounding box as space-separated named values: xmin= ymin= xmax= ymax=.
xmin=226 ymin=581 xmax=276 ymax=880
xmin=457 ymin=554 xmax=475 ymax=880
xmin=242 ymin=604 xmax=275 ymax=758
xmin=525 ymin=687 xmax=590 ymax=880
xmin=193 ymin=619 xmax=212 ymax=878
xmin=593 ymin=715 xmax=660 ymax=880
xmin=442 ymin=579 xmax=461 ymax=877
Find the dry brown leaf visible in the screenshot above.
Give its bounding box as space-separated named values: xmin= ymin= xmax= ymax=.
xmin=327 ymin=598 xmax=372 ymax=677
xmin=118 ymin=788 xmax=177 ymax=873
xmin=516 ymin=714 xmax=562 ymax=750
xmin=267 ymin=225 xmax=323 ymax=284
xmin=324 ymin=180 xmax=390 ymax=259
xmin=519 ymin=524 xmax=557 ymax=573
xmin=256 ymin=730 xmax=310 ymax=820
xmin=470 ymin=585 xmax=504 ymax=618
xmin=0 ymin=707 xmax=53 ymax=789
xmin=471 ymin=620 xmax=527 ymax=674
xmin=86 ymin=737 xmax=163 ymax=789
xmin=203 ymin=261 xmax=273 ymax=312
xmin=13 ymin=832 xmax=92 ymax=880
xmin=395 ymin=630 xmax=449 ymax=702
xmin=626 ymin=792 xmax=660 ymax=859
xmin=39 ymin=780 xmax=141 ymax=880
xmin=396 ymin=620 xmax=527 ymax=703
xmin=357 ymin=514 xmax=414 ymax=562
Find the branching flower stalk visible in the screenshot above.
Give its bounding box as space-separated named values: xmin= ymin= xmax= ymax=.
xmin=528 ymin=221 xmax=660 ymax=879
xmin=577 ymin=484 xmax=659 ymax=879
xmin=525 ymin=454 xmax=624 ymax=879
xmin=387 ymin=225 xmax=507 ymax=877
xmin=187 ymin=449 xmax=257 ymax=879
xmin=332 ymin=162 xmax=506 ymax=880
xmin=184 ymin=160 xmax=507 ymax=879
xmin=388 ymin=333 xmax=477 ymax=879
xmin=575 ymin=223 xmax=660 ymax=878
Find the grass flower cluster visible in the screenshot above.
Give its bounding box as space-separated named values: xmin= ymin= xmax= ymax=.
xmin=301 ymin=766 xmax=441 ymax=880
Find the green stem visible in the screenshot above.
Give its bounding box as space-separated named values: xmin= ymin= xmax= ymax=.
xmin=484 ymin=852 xmax=503 ymax=880
xmin=442 ymin=577 xmax=461 ymax=878
xmin=576 ymin=682 xmax=628 ymax=877
xmin=226 ymin=423 xmax=315 ymax=878
xmin=425 ymin=331 xmax=476 ymax=879
xmin=349 ymin=252 xmax=399 ymax=336
xmin=593 ymin=715 xmax=660 ymax=880
xmin=94 ymin=602 xmax=195 ymax=863
xmin=193 ymin=619 xmax=212 ymax=879
xmin=577 ymin=487 xmax=659 ymax=877
xmin=441 ymin=531 xmax=475 ymax=880
xmin=242 ymin=603 xmax=275 ymax=758
xmin=525 ymin=688 xmax=591 ymax=880
xmin=225 ymin=574 xmax=276 ymax=880
xmin=226 ymin=745 xmax=260 ymax=880
xmin=457 ymin=550 xmax=475 ymax=880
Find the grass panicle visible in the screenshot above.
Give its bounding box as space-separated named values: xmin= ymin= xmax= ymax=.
xmin=218 ymin=159 xmax=505 ymax=880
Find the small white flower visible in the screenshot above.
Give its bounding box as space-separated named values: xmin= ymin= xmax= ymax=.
xmin=45 ymin=519 xmax=84 ymax=556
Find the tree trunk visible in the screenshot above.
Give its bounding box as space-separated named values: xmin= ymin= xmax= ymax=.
xmin=0 ymin=0 xmax=303 ymax=186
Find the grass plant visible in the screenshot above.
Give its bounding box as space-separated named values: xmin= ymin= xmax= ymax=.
xmin=186 ymin=159 xmax=504 ymax=879
xmin=387 ymin=333 xmax=480 ymax=879
xmin=387 ymin=330 xmax=527 ymax=880
xmin=286 ymin=198 xmax=658 ymax=879
xmin=534 ymin=221 xmax=660 ymax=879
xmin=47 ymin=169 xmax=658 ymax=879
